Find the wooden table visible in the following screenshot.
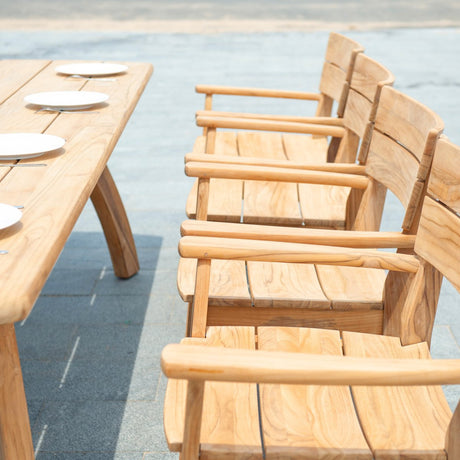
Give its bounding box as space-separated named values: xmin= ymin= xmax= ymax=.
xmin=0 ymin=59 xmax=153 ymax=458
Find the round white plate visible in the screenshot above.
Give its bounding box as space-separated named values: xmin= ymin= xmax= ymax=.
xmin=24 ymin=91 xmax=109 ymax=110
xmin=0 ymin=203 xmax=22 ymax=230
xmin=55 ymin=62 xmax=128 ymax=77
xmin=0 ymin=133 xmax=66 ymax=160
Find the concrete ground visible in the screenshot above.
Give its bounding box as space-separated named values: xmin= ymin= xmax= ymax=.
xmin=0 ymin=26 xmax=459 ymax=458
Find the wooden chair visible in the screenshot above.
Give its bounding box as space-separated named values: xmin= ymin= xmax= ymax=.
xmin=163 ymin=135 xmax=460 ymax=459
xmin=186 ymin=52 xmax=394 ymax=226
xmin=179 ymin=86 xmax=444 ymax=338
xmin=195 ymin=31 xmax=364 ymax=142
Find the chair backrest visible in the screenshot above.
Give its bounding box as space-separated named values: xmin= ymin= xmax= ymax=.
xmin=316 ymin=32 xmax=364 ymax=117
xmin=334 ymin=53 xmax=394 ymax=163
xmin=415 ymin=136 xmax=460 ymax=293
xmin=353 ymin=85 xmax=444 ymax=232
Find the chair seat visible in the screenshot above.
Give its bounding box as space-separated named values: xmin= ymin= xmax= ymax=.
xmin=185 ymin=132 xmax=348 ymax=227
xmin=164 ymin=326 xmax=452 ymax=459
xmin=177 ymin=258 xmax=386 ymax=333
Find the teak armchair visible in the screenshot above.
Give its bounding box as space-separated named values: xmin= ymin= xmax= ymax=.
xmin=195 ymin=31 xmax=364 ymax=145
xmin=163 ymin=135 xmax=460 ymax=459
xmin=179 ymin=86 xmax=444 ymax=338
xmin=186 ymin=52 xmax=394 ymax=226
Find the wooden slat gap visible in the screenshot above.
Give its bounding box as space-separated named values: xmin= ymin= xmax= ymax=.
xmin=373 ymin=127 xmax=421 ymax=164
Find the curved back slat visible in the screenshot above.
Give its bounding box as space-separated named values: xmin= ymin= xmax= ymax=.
xmin=365 ymin=86 xmax=444 ymax=229
xmin=342 ymin=54 xmax=394 ymax=139
xmin=318 ymin=33 xmax=364 ymax=103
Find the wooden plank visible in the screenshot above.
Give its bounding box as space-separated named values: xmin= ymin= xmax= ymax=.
xmin=299 ymin=183 xmax=350 ymax=229
xmin=318 ymin=61 xmax=347 ymax=102
xmin=0 ymin=61 xmax=153 ymax=324
xmin=343 ymin=331 xmax=452 ymax=459
xmin=186 ymin=132 xmax=242 ymax=222
xmin=247 ymin=261 xmax=330 ymax=308
xmin=258 ymin=327 xmax=372 ymax=459
xmin=428 ymin=136 xmax=460 ymax=214
xmin=416 ymin=196 xmax=460 ymax=292
xmin=0 ymin=60 xmax=50 ymax=104
xmin=374 ymin=86 xmax=443 ymax=161
xmin=238 ymin=132 xmax=303 ymax=225
xmin=343 ymin=88 xmax=373 ymax=139
xmin=282 ymin=133 xmax=328 ymax=163
xmin=0 ymin=324 xmax=34 ymax=459
xmin=324 ymin=32 xmax=364 ymax=73
xmin=350 ymin=53 xmax=394 ymax=102
xmin=177 ymin=257 xmax=252 ymax=306
xmin=315 ymin=265 xmax=386 ymax=310
xmin=164 ymin=327 xmax=262 ymax=457
xmin=207 ymin=305 xmax=383 ymax=334
xmin=366 ymin=129 xmax=420 ymax=209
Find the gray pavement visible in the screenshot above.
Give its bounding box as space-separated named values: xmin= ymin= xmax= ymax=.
xmin=0 ymin=27 xmax=460 ymax=458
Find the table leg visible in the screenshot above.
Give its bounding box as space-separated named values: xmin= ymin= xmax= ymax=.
xmin=91 ymin=166 xmax=140 ymax=279
xmin=0 ymin=324 xmax=34 ymax=459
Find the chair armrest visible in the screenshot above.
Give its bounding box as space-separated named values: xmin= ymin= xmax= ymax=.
xmin=184 ymin=153 xmax=366 ymax=175
xmin=195 ymin=85 xmax=322 ymax=101
xmin=178 ymin=236 xmax=420 ymax=273
xmin=185 ymin=161 xmax=369 ymax=189
xmin=196 ymin=115 xmax=346 ymax=137
xmin=162 ymin=344 xmax=460 ymax=386
xmin=196 ymin=110 xmax=344 ymax=126
xmin=180 ymin=220 xmax=416 ymax=249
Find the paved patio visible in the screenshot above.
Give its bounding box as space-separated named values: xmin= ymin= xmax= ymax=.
xmin=0 ymin=28 xmax=459 ymax=458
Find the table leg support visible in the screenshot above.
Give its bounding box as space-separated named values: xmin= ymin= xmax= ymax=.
xmin=0 ymin=324 xmax=34 ymax=459
xmin=91 ymin=166 xmax=140 ymax=279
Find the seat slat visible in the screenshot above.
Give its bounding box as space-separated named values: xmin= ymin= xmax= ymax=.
xmin=239 ymin=132 xmax=303 ymax=225
xmin=258 ymin=327 xmax=372 ymax=459
xmin=164 ymin=326 xmax=263 ymax=457
xmin=247 ymin=261 xmax=330 ymax=308
xmin=177 ymin=258 xmax=251 ymax=306
xmin=282 ymin=133 xmax=328 ymax=163
xmin=315 ymin=265 xmax=386 ymax=310
xmin=343 ymin=331 xmax=452 ymax=459
xmin=186 ymin=132 xmax=242 ymax=221
xmin=299 ymin=183 xmax=350 ymax=229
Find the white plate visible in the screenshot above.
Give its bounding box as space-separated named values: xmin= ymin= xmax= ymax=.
xmin=0 ymin=203 xmax=22 ymax=230
xmin=55 ymin=62 xmax=128 ymax=77
xmin=0 ymin=133 xmax=65 ymax=160
xmin=24 ymin=91 xmax=109 ymax=110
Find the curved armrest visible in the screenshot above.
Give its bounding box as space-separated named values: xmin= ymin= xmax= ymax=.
xmin=178 ymin=236 xmax=420 ymax=273
xmin=162 ymin=343 xmax=460 ymax=386
xmin=196 ymin=110 xmax=344 ymax=126
xmin=195 ymin=85 xmax=322 ymax=101
xmin=180 ymin=220 xmax=416 ymax=249
xmin=196 ymin=115 xmax=346 ymax=138
xmin=185 ymin=161 xmax=369 ymax=189
xmin=185 ymin=153 xmax=366 ymax=175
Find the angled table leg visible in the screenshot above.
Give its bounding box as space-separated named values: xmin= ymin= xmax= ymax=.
xmin=91 ymin=166 xmax=140 ymax=279
xmin=0 ymin=324 xmax=34 ymax=459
